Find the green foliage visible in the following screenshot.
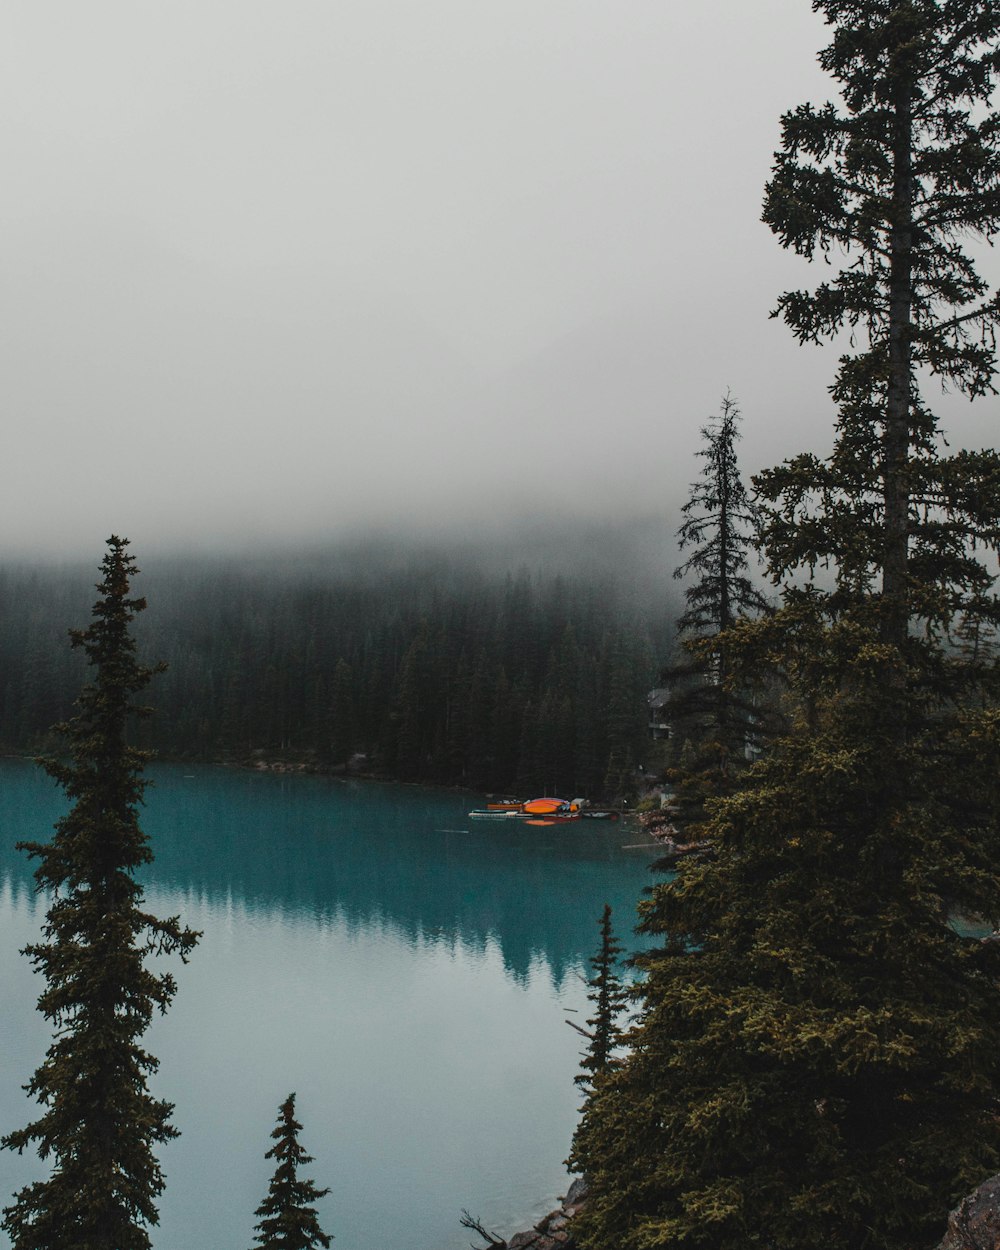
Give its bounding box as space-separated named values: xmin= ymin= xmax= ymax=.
xmin=665 ymin=393 xmax=772 ymax=826
xmin=574 ymin=678 xmax=1000 ymax=1250
xmin=574 ymin=6 xmax=1000 ymax=1250
xmin=575 ymin=904 xmax=631 ymax=1088
xmin=251 ymin=1094 xmax=332 ymax=1250
xmin=568 ymin=907 xmax=632 ymax=1228
xmin=1 ymin=537 xmax=199 ymax=1250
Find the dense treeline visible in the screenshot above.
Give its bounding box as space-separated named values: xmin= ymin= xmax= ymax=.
xmin=0 ymin=547 xmax=672 ymax=798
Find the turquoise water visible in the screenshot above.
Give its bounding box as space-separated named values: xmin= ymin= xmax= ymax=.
xmin=0 ymin=759 xmax=656 ymax=1250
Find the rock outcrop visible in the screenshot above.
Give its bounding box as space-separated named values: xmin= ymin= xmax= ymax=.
xmin=490 ymin=1179 xmax=588 ymax=1250
xmin=637 ymin=809 xmax=711 ymax=862
xmin=938 ymin=1176 xmax=1000 ymax=1250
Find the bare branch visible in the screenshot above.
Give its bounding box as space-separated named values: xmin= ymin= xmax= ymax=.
xmin=459 ymin=1209 xmax=507 ymax=1249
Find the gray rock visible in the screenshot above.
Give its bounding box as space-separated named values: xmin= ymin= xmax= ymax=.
xmin=562 ymin=1178 xmax=589 ymax=1209
xmin=938 ymin=1175 xmax=1000 ymax=1250
xmin=507 ymin=1232 xmax=542 ymax=1250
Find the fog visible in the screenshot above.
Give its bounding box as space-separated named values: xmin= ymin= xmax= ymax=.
xmin=1 ymin=2 xmax=997 ymax=562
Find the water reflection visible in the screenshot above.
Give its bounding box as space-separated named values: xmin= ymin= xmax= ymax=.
xmin=0 ymin=758 xmax=657 ymax=1250
xmin=0 ymin=759 xmax=653 ymax=983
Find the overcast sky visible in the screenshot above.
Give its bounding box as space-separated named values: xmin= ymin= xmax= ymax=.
xmin=1 ymin=2 xmax=996 ymax=561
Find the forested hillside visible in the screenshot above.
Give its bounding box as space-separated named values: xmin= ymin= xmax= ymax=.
xmin=0 ymin=541 xmax=675 ymax=797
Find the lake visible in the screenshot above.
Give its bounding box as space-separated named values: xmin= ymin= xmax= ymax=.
xmin=0 ymin=759 xmax=657 ymax=1250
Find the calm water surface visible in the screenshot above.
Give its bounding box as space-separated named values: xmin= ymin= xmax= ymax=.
xmin=0 ymin=760 xmax=657 ymax=1250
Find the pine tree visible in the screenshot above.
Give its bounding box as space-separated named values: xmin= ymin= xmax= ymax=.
xmin=601 ymin=628 xmax=653 ymax=802
xmin=251 ymin=1094 xmax=332 ymax=1250
xmin=1 ymin=537 xmax=199 ymax=1250
xmin=571 ymin=904 xmax=630 ymax=1089
xmin=665 ymin=393 xmax=771 ymax=828
xmin=567 ymin=908 xmax=631 ymax=1204
xmin=572 ymin=8 xmax=1000 ymax=1250
xmin=327 ymin=657 xmax=355 ymax=766
xmin=674 ymin=393 xmax=768 ymax=644
xmin=759 ymin=0 xmax=1000 ymax=663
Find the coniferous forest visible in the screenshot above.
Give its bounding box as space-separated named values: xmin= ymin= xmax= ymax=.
xmin=0 ymin=538 xmax=673 ymax=798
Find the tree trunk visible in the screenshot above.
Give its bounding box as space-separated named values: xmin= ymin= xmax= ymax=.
xmin=882 ymin=60 xmax=914 ymax=657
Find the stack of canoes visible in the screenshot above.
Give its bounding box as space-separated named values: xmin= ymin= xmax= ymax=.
xmin=468 ymin=797 xmax=621 ymax=823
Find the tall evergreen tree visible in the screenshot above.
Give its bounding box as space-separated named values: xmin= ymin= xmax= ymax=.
xmin=327 ymin=657 xmax=356 ymax=766
xmin=759 ymin=0 xmax=1000 ymax=662
xmin=250 ymin=1094 xmax=332 ymax=1250
xmin=2 ymin=537 xmax=199 ymax=1250
xmin=666 ymin=393 xmax=771 ymax=819
xmin=566 ymin=908 xmax=630 ymax=1215
xmin=673 ymin=393 xmax=768 ymax=643
xmin=570 ymin=904 xmax=630 ymax=1090
xmin=602 ymin=628 xmax=653 ymax=801
xmin=572 ymin=7 xmax=1000 ymax=1250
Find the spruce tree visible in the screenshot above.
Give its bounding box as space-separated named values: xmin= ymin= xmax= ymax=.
xmin=758 ymin=0 xmax=1000 ymax=667
xmin=572 ymin=904 xmax=630 ymax=1089
xmin=328 ymin=657 xmax=355 ymax=766
xmin=665 ymin=393 xmax=771 ymax=826
xmin=1 ymin=537 xmax=199 ymax=1250
xmin=673 ymin=393 xmax=768 ymax=645
xmin=251 ymin=1094 xmax=332 ymax=1250
xmin=567 ymin=907 xmax=630 ymax=1212
xmin=572 ymin=7 xmax=1000 ymax=1250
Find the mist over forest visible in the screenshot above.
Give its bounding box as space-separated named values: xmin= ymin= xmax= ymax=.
xmin=0 ymin=517 xmax=686 ymax=797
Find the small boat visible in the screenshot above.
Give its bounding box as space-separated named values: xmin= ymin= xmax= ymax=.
xmin=469 ymin=796 xmax=599 ymax=823
xmin=523 ymin=797 xmax=580 ymax=816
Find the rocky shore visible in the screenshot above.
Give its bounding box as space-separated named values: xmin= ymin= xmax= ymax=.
xmin=470 ymin=1179 xmax=588 ymax=1250
xmin=484 ymin=1172 xmax=1000 ymax=1250
xmin=637 ymin=806 xmax=710 ymax=863
xmin=938 ymin=1175 xmax=1000 ymax=1250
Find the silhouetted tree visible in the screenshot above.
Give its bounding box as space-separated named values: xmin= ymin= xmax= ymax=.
xmin=567 ymin=906 xmax=631 ymax=1207
xmin=251 ymin=1094 xmax=332 ymax=1250
xmin=761 ymin=0 xmax=1000 ymax=664
xmin=2 ymin=537 xmax=199 ymax=1250
xmin=572 ymin=904 xmax=630 ymax=1088
xmin=674 ymin=394 xmax=768 ymax=641
xmin=665 ymin=393 xmax=771 ymax=824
